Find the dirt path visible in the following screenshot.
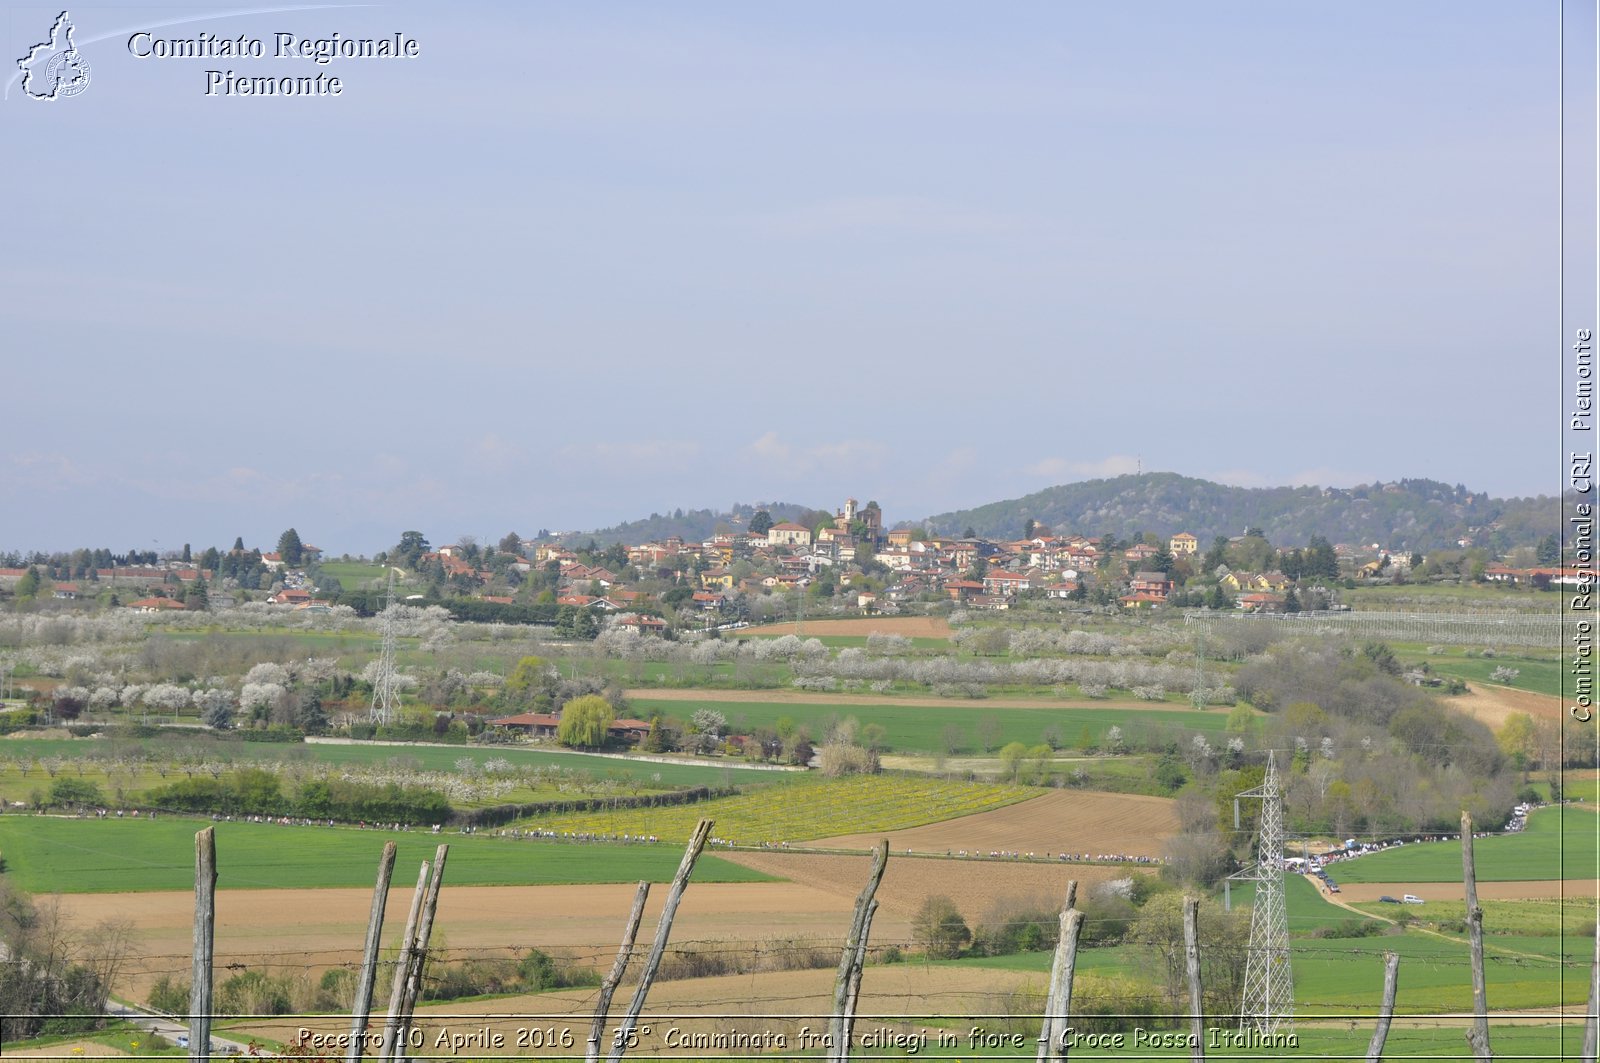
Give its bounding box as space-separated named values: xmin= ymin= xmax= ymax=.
xmin=1304 ymin=875 xmax=1569 ymax=963
xmin=626 ymin=688 xmax=1214 ymax=712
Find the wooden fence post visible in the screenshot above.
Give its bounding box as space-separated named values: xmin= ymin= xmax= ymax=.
xmin=347 ymin=842 xmax=397 ymax=1063
xmin=1037 ymin=882 xmax=1078 ymax=1063
xmin=1460 ymin=812 xmax=1492 ymax=1061
xmin=606 ymin=819 xmax=713 ymax=1063
xmin=377 ymin=861 xmax=430 ymax=1063
xmin=189 ymin=828 xmax=216 ymax=1063
xmin=827 ymin=839 xmax=889 ymax=1063
xmin=396 ymin=844 xmax=450 ymax=1056
xmin=1365 ymin=951 xmax=1401 ymax=1063
xmin=841 ymin=900 xmax=877 ymax=1047
xmin=587 ymin=882 xmax=651 ymax=1063
xmin=1584 ymin=918 xmax=1600 ymax=1063
xmin=1182 ymin=896 xmax=1205 ymax=1063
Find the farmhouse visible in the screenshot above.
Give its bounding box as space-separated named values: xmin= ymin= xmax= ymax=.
xmin=490 ymin=712 xmax=653 ymax=743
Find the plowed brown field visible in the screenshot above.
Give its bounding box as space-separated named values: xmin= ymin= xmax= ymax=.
xmin=738 ymin=617 xmax=951 ymax=639
xmin=54 ymin=881 xmax=870 ymax=1001
xmin=1449 ymin=684 xmax=1564 ymax=728
xmin=808 ymin=789 xmax=1178 ymax=858
xmin=722 ymin=850 xmax=1147 ymax=921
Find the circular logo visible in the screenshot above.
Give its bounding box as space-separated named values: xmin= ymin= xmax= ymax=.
xmin=44 ymin=48 xmax=90 ymax=97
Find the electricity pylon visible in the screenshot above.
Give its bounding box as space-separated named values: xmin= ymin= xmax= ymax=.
xmin=1231 ymin=750 xmax=1293 ymax=1035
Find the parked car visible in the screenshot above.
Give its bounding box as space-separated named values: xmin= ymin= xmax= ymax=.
xmin=1402 ymin=894 xmax=1424 ymax=904
xmin=1378 ymin=896 xmax=1400 ymax=904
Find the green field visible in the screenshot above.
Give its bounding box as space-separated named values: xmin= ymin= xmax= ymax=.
xmin=513 ymin=774 xmax=1037 ymax=843
xmin=1340 ymin=581 xmax=1557 ymax=610
xmin=317 ymin=560 xmax=390 ymax=587
xmin=1351 ymin=896 xmax=1597 ymax=935
xmin=958 ymin=929 xmax=1581 ymax=1013
xmin=882 ymin=1023 xmax=1576 ymax=1062
xmin=1333 ymin=807 xmax=1599 ymax=884
xmin=1418 ymin=653 xmax=1563 ymax=698
xmin=630 ymin=697 xmax=1237 ymax=756
xmin=0 ymin=817 xmax=776 ymax=892
xmin=1229 ymin=872 xmax=1382 ymax=934
xmin=0 ymin=738 xmax=784 ymax=813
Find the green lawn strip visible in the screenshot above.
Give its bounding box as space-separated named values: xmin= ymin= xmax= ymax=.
xmin=0 ymin=817 xmax=774 ymax=892
xmin=0 ymin=736 xmax=780 ymax=789
xmin=1340 ymin=582 xmax=1558 ymax=609
xmin=1229 ymin=872 xmax=1382 ymax=935
xmin=510 ymin=775 xmax=1037 ymax=843
xmin=1349 ymin=897 xmax=1598 ymax=935
xmin=870 ymin=1022 xmax=1572 ymax=1061
xmin=1563 ymin=776 xmax=1600 ymax=803
xmin=1419 ymin=655 xmax=1563 ymax=699
xmin=317 ymin=561 xmax=389 ymax=585
xmin=955 ymin=931 xmax=1575 ymax=1012
xmin=1332 ymin=807 xmax=1598 ymax=883
xmin=1291 ymin=932 xmax=1581 ymax=1011
xmin=630 ymin=698 xmax=1232 ymax=757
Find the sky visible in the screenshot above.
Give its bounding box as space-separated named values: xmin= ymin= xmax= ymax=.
xmin=2 ymin=2 xmax=1588 ymax=555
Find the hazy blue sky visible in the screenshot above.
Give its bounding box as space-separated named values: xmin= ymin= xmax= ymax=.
xmin=3 ymin=2 xmax=1580 ymax=554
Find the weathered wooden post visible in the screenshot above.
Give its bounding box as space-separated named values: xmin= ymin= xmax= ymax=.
xmin=587 ymin=882 xmax=652 ymax=1063
xmin=841 ymin=900 xmax=877 ymax=1046
xmin=189 ymin=828 xmax=216 ymax=1063
xmin=1461 ymin=812 xmax=1492 ymax=1061
xmin=1365 ymin=951 xmax=1401 ymax=1063
xmin=827 ymin=840 xmax=889 ymax=1063
xmin=347 ymin=842 xmax=397 ymax=1063
xmin=1182 ymin=896 xmax=1205 ymax=1063
xmin=1584 ymin=918 xmax=1600 ymax=1063
xmin=606 ymin=819 xmax=713 ymax=1063
xmin=1040 ymin=882 xmax=1083 ymax=1063
xmin=396 ymin=844 xmax=450 ymax=1052
xmin=377 ymin=861 xmax=430 ymax=1063
xmin=1036 ymin=881 xmax=1078 ymax=1063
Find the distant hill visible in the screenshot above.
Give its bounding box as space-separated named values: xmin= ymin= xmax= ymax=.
xmin=916 ymin=474 xmax=1557 ymax=553
xmin=556 ymin=502 xmax=825 ymax=547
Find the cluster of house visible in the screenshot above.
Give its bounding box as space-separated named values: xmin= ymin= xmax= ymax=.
xmin=520 ymin=504 xmax=1222 ymax=613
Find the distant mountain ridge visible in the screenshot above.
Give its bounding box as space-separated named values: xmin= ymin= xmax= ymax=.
xmin=556 ymin=475 xmax=1557 ymax=554
xmin=917 ymin=473 xmax=1557 ymax=553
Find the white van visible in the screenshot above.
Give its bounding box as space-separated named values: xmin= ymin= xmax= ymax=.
xmin=1402 ymin=894 xmax=1424 ymax=904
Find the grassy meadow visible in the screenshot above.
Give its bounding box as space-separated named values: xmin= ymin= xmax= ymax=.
xmin=1332 ymin=808 xmax=1598 ymax=884
xmin=0 ymin=816 xmax=775 ymax=893
xmin=629 ymin=696 xmax=1240 ymax=757
xmin=512 ymin=774 xmax=1037 ymax=843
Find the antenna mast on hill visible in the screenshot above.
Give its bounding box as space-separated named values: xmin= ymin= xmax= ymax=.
xmin=369 ymin=567 xmax=399 ymax=726
xmin=1232 ymin=750 xmax=1294 ymax=1036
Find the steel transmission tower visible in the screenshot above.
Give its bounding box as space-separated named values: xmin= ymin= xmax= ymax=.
xmin=1231 ymin=750 xmax=1293 ymax=1035
xmin=369 ymin=567 xmax=399 ymax=726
